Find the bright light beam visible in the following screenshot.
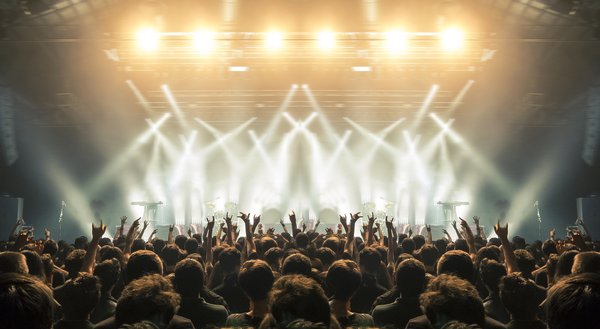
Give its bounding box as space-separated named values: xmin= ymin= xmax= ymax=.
xmin=448 ymin=80 xmax=475 ymax=114
xmin=429 ymin=113 xmax=462 ymax=143
xmin=161 ymin=85 xmax=186 ymax=126
xmin=412 ymin=85 xmax=439 ymax=127
xmin=125 ymin=80 xmax=151 ymax=112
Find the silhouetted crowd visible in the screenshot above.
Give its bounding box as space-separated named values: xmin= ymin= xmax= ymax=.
xmin=1 ymin=212 xmax=599 ymax=329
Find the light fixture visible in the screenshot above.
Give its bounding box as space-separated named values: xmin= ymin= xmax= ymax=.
xmin=137 ymin=28 xmax=160 ymax=51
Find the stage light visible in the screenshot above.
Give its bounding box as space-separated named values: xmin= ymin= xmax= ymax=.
xmin=137 ymin=28 xmax=160 ymax=51
xmin=441 ymin=28 xmax=464 ymax=51
xmin=193 ymin=30 xmax=215 ymax=53
xmin=352 ymin=66 xmax=372 ymax=72
xmin=265 ymin=31 xmax=283 ymax=50
xmin=386 ymin=30 xmax=408 ymax=53
xmin=229 ymin=66 xmax=248 ymax=72
xmin=317 ymin=31 xmax=335 ymax=50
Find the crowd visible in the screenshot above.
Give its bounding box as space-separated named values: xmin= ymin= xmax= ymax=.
xmin=1 ymin=211 xmax=599 ymax=329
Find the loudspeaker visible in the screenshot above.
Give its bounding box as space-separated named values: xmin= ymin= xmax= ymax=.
xmin=577 ymin=197 xmax=600 ymax=237
xmin=0 ymin=197 xmax=23 ymax=223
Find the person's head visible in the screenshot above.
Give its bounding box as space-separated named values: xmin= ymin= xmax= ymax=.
xmin=162 ymin=244 xmax=183 ymax=267
xmin=542 ymin=240 xmax=558 ymax=258
xmin=295 ymin=232 xmax=309 ymax=249
xmin=94 ymin=258 xmax=121 ymax=294
xmin=395 ymin=258 xmax=426 ymax=297
xmin=54 ymin=274 xmax=100 ymax=320
xmin=126 ymin=250 xmax=163 ymax=283
xmin=173 ymin=258 xmax=205 ymax=297
xmin=479 ymin=259 xmax=506 ymax=294
xmin=437 ymin=250 xmax=475 ymax=283
xmin=401 ymin=238 xmax=416 ymax=255
xmin=418 ymin=244 xmax=439 ymax=268
xmin=326 ymin=260 xmax=362 ymax=301
xmin=0 ymin=273 xmax=55 ymax=329
xmin=434 ymin=239 xmax=448 ymax=255
xmin=219 ymin=247 xmax=242 ymax=274
xmin=453 ymin=239 xmax=469 ymax=253
xmin=74 ymin=236 xmax=89 ymax=250
xmin=282 ymin=253 xmax=312 ymax=277
xmin=99 ymin=245 xmax=125 ymax=265
xmin=21 ymin=250 xmax=45 ymax=281
xmin=184 ymin=238 xmax=199 ymax=255
xmin=115 ymin=274 xmax=180 ymax=328
xmin=499 ymin=273 xmax=545 ymax=321
xmin=413 ymin=235 xmax=426 ymax=250
xmin=0 ymin=252 xmax=28 ymax=275
xmin=258 ymin=237 xmax=278 ymax=255
xmin=270 ymin=275 xmax=331 ymax=327
xmin=323 ymin=237 xmax=342 ymax=254
xmin=419 ymin=274 xmax=485 ymax=329
xmin=265 ymin=247 xmax=284 ymax=272
xmin=546 ymin=273 xmax=600 ymax=329
xmin=358 ymin=247 xmax=381 ymax=274
xmin=512 ymin=236 xmax=526 ymax=250
xmin=315 ymin=247 xmax=336 ymax=270
xmin=239 ymin=259 xmax=275 ymax=301
xmin=152 ymin=239 xmax=166 ymax=254
xmin=514 ymin=249 xmax=536 ymax=278
xmin=131 ymin=239 xmax=146 ymax=253
xmin=42 ymin=239 xmax=58 ymax=257
xmin=555 ymin=250 xmax=579 ymax=280
xmin=174 ymin=235 xmax=187 ymax=250
xmin=64 ymin=249 xmax=86 ymax=278
xmin=572 ymin=251 xmax=600 ymax=275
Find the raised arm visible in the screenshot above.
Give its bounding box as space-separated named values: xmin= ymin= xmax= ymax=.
xmin=366 ymin=212 xmax=376 ymax=246
xmin=167 ymin=224 xmax=175 ymax=244
xmin=81 ymin=221 xmax=107 ymax=274
xmin=115 ymin=216 xmax=127 ymax=240
xmin=459 ymin=218 xmax=477 ymax=259
xmin=473 ymin=216 xmax=482 ymax=238
xmin=224 ymin=212 xmax=234 ymax=245
xmin=8 ymin=218 xmax=24 ymax=241
xmin=385 ymin=217 xmax=397 ymax=273
xmin=137 ymin=221 xmax=149 ymax=240
xmin=279 ymin=219 xmax=289 ymax=234
xmin=344 ymin=212 xmax=361 ymax=256
xmin=44 ymin=228 xmax=51 ymax=241
xmin=123 ymin=218 xmax=141 ymax=259
xmin=494 ymin=220 xmax=519 ymax=274
xmin=442 ymin=228 xmax=452 ymax=242
xmin=215 ymin=222 xmax=223 ymax=246
xmin=376 ymin=222 xmax=385 ymax=246
xmin=425 ymin=224 xmax=433 ymax=244
xmin=205 ymin=217 xmax=215 ymax=273
xmin=289 ymin=211 xmax=299 ymax=238
xmin=147 ymin=228 xmax=158 ymax=242
xmin=451 ymin=220 xmax=463 ymax=240
xmin=252 ymin=214 xmax=261 ymax=236
xmin=339 ymin=214 xmax=348 ymax=235
xmin=239 ymin=212 xmax=257 ymax=256
xmin=576 ymin=218 xmax=592 ymax=241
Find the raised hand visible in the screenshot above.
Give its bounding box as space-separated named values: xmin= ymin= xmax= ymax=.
xmin=451 ymin=220 xmax=458 ymax=229
xmin=187 ymin=227 xmax=192 ymax=237
xmin=92 ymin=220 xmax=107 ymax=241
xmin=576 ymin=218 xmax=584 ymax=226
xmin=16 ymin=218 xmax=25 ymax=226
xmin=550 ymin=228 xmax=556 ymax=239
xmin=367 ymin=212 xmax=376 ymax=224
xmin=442 ymin=228 xmax=450 ymax=236
xmin=224 ymin=212 xmax=233 ymax=224
xmin=130 ymin=217 xmax=141 ymax=231
xmin=238 ymin=212 xmax=250 ymax=224
xmin=425 ymin=224 xmax=431 ymax=232
xmin=408 ymin=227 xmax=413 ymax=237
xmin=206 ymin=216 xmax=216 ymax=231
xmin=44 ymin=228 xmax=50 ymax=238
xmin=459 ymin=218 xmax=472 ymax=234
xmin=494 ymin=220 xmax=509 ymax=240
xmin=266 ymin=227 xmax=275 ymax=235
xmin=473 ymin=216 xmax=480 ymax=226
xmin=253 ymin=214 xmax=261 ymax=225
xmin=280 ymin=219 xmax=285 ymax=227
xmin=289 ymin=211 xmax=297 ymax=223
xmin=302 ymin=222 xmax=307 ymax=232
xmin=120 ymin=216 xmax=127 ymax=226
xmin=169 ymin=224 xmax=175 ymax=232
xmin=151 ymin=228 xmax=158 ymax=236
xmin=350 ymin=212 xmax=362 ymax=225
xmin=326 ymin=227 xmax=334 ymax=235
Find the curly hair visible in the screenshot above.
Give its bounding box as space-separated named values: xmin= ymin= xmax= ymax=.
xmin=270 ymin=275 xmax=331 ymax=327
xmin=115 ymin=274 xmax=180 ymax=326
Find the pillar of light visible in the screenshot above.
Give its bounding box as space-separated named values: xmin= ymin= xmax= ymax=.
xmin=193 ymin=30 xmax=215 ymax=54
xmin=317 ymin=31 xmax=335 ymax=50
xmin=441 ymin=28 xmax=464 ymax=51
xmin=137 ymin=28 xmax=160 ymax=51
xmin=265 ymin=31 xmax=284 ymax=50
xmin=386 ymin=30 xmax=408 ymax=53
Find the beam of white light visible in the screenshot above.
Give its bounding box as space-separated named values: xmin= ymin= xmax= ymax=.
xmin=343 ymin=117 xmax=396 ymax=154
xmin=229 ymin=66 xmax=249 ymax=72
xmin=282 ymin=112 xmax=300 ymax=128
xmin=321 ymin=130 xmax=352 ymax=183
xmin=448 ymin=80 xmax=475 ymax=114
xmin=249 ymin=130 xmax=276 ymax=173
xmin=301 ymin=112 xmax=318 ymax=129
xmin=256 ymin=85 xmax=297 ymax=143
xmin=352 ymin=66 xmax=372 ymax=72
xmin=161 ymin=85 xmax=186 ymax=125
xmin=403 ymin=131 xmax=430 ymax=187
xmin=429 ymin=113 xmax=462 ymax=143
xmin=138 ymin=112 xmax=172 ymax=143
xmin=412 ymin=84 xmax=439 ymax=126
xmin=125 ymin=80 xmax=151 ymax=112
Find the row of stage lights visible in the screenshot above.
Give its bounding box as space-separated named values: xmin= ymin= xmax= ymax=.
xmin=136 ymin=28 xmax=466 ymax=53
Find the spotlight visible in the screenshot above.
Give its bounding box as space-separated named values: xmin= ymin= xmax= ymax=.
xmin=317 ymin=31 xmax=335 ymax=50
xmin=441 ymin=28 xmax=464 ymax=51
xmin=386 ymin=30 xmax=407 ymax=53
xmin=265 ymin=31 xmax=283 ymax=50
xmin=352 ymin=66 xmax=372 ymax=72
xmin=291 ymin=84 xmax=298 ymax=89
xmin=301 ymin=84 xmax=308 ymax=89
xmin=137 ymin=28 xmax=160 ymax=51
xmin=193 ymin=30 xmax=215 ymax=53
xmin=229 ymin=66 xmax=249 ymax=72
